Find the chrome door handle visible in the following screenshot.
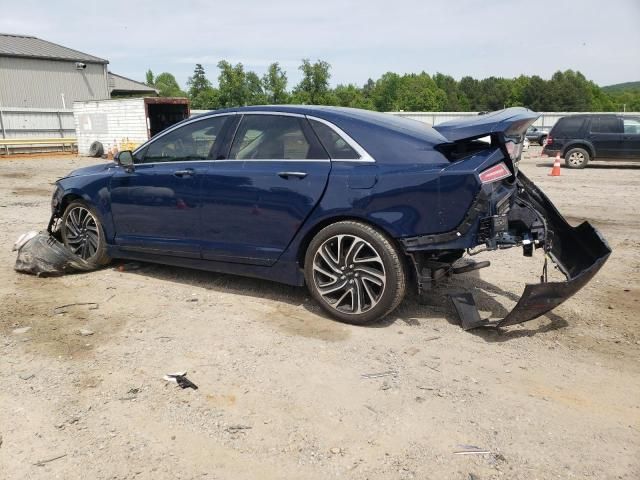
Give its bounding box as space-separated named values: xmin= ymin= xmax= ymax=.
xmin=174 ymin=168 xmax=194 ymax=177
xmin=278 ymin=171 xmax=308 ymax=179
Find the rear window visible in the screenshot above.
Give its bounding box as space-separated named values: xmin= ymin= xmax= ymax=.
xmin=591 ymin=116 xmax=621 ymax=134
xmin=623 ymin=118 xmax=640 ymax=134
xmin=308 ymin=119 xmax=360 ymax=160
xmin=552 ymin=117 xmax=586 ymax=137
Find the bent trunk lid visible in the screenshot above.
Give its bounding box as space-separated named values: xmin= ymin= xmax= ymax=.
xmin=434 ymin=108 xmax=540 ymax=142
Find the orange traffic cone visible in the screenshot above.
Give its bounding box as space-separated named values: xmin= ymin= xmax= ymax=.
xmin=549 ymin=154 xmax=561 ymax=176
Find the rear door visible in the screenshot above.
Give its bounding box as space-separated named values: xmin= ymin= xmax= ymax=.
xmin=200 ymin=113 xmax=331 ymax=265
xmin=110 ymin=115 xmax=230 ymax=257
xmin=588 ymin=115 xmax=623 ymax=158
xmin=622 ymin=117 xmax=640 ymax=158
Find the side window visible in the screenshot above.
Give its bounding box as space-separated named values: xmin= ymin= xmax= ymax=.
xmin=623 ymin=118 xmax=640 ymax=135
xmin=143 ymin=116 xmax=227 ymax=163
xmin=591 ymin=116 xmax=622 ymax=134
xmin=229 ymin=115 xmax=327 ymax=160
xmin=553 ymin=117 xmax=585 ymax=137
xmin=309 ymin=119 xmax=360 ymax=160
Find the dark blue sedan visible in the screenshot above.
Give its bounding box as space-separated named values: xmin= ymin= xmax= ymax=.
xmin=50 ymin=106 xmax=610 ymax=328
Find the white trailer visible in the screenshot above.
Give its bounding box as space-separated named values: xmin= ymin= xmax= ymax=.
xmin=73 ymin=97 xmax=189 ymax=156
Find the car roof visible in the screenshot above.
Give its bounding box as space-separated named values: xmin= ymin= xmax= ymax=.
xmin=191 ymin=105 xmax=449 ymax=146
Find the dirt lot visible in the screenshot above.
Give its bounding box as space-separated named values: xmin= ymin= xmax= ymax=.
xmin=1 ymin=148 xmax=639 ymax=479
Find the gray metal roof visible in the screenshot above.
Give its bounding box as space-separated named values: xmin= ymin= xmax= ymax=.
xmin=0 ymin=33 xmax=108 ymax=63
xmin=108 ymin=72 xmax=158 ymax=94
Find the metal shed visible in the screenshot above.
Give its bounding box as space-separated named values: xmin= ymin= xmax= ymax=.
xmin=0 ymin=33 xmax=110 ymax=109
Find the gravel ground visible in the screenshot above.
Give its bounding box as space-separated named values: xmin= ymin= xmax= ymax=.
xmin=0 ymin=148 xmax=639 ymax=479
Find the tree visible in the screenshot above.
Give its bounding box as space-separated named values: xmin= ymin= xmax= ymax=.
xmin=145 ymin=69 xmax=155 ymax=87
xmin=187 ymin=64 xmax=212 ymax=98
xmin=153 ymin=72 xmax=187 ymax=97
xmin=371 ymin=72 xmax=402 ymax=111
xmin=246 ymin=71 xmax=267 ymax=105
xmin=217 ymin=60 xmax=249 ymax=107
xmin=293 ymin=59 xmax=332 ymax=104
xmin=333 ymin=84 xmax=372 ymax=109
xmin=262 ymin=63 xmax=289 ymax=104
xmin=186 ymin=64 xmax=220 ymax=109
xmin=396 ymin=73 xmax=447 ymax=111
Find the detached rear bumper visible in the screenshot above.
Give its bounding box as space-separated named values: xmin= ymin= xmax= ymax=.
xmin=492 ymin=172 xmax=611 ymax=327
xmin=404 ymin=172 xmax=611 ymax=329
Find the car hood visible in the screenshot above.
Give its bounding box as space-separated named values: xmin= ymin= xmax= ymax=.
xmin=60 ymin=162 xmax=115 ymax=180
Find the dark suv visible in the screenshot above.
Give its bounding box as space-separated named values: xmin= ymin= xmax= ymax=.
xmin=542 ymin=114 xmax=640 ymax=168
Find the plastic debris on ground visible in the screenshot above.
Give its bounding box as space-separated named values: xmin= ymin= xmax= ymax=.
xmin=13 ymin=231 xmax=94 ymax=277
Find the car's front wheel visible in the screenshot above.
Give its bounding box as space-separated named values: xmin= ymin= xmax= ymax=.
xmin=564 ymin=147 xmax=590 ymax=169
xmin=61 ymin=200 xmax=111 ymax=267
xmin=304 ymin=221 xmax=406 ymax=325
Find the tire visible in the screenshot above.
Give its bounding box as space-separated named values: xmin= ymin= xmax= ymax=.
xmin=539 ymin=135 xmax=547 ymax=146
xmin=61 ymin=200 xmax=111 ymax=268
xmin=88 ymin=141 xmax=104 ymax=158
xmin=304 ymin=221 xmax=407 ymax=325
xmin=564 ymin=147 xmax=590 ymax=169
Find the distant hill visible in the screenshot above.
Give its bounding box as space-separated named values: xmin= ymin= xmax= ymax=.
xmin=602 ymin=81 xmax=640 ymax=93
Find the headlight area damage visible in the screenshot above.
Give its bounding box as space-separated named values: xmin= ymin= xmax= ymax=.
xmin=403 ymin=110 xmax=611 ymax=330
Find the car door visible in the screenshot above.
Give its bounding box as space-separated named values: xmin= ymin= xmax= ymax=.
xmin=588 ymin=115 xmax=623 ymax=158
xmin=110 ymin=115 xmax=230 ymax=258
xmin=199 ymin=113 xmax=331 ymax=265
xmin=622 ymin=117 xmax=640 ymax=158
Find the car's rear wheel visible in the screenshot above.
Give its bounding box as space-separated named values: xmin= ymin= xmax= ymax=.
xmin=539 ymin=135 xmax=547 ymax=146
xmin=565 ymin=147 xmax=589 ymax=169
xmin=61 ymin=200 xmax=111 ymax=267
xmin=304 ymin=221 xmax=406 ymax=325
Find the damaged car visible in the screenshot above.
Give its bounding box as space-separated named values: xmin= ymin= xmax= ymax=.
xmin=48 ymin=106 xmax=610 ymax=328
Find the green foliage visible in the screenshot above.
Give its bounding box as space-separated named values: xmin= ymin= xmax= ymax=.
xmin=262 ymin=63 xmax=289 ymax=104
xmin=186 ymin=64 xmax=220 ymax=110
xmin=217 ymin=60 xmax=250 ymax=107
xmin=334 ymin=84 xmax=372 ymax=109
xmin=145 ymin=69 xmax=154 ymax=87
xmin=153 ymin=72 xmax=187 ymax=97
xmin=148 ymin=61 xmax=638 ymax=113
xmin=292 ymin=59 xmax=333 ymax=105
xmin=602 ymin=81 xmax=640 ymax=93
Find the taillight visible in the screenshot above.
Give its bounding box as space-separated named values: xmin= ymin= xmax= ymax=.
xmin=479 ymin=162 xmax=511 ymax=184
xmin=545 ymin=135 xmax=553 ymax=146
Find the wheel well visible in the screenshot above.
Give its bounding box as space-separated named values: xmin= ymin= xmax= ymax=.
xmin=563 ymin=143 xmax=594 ymax=159
xmin=296 ymin=216 xmax=402 ymax=268
xmin=59 ymin=193 xmax=82 ymax=214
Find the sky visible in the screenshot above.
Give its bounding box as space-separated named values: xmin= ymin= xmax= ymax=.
xmin=1 ymin=0 xmax=639 ymax=89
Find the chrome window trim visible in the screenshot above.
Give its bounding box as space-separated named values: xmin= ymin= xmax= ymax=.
xmin=132 ymin=110 xmax=376 ymax=164
xmin=305 ymin=115 xmax=376 ymax=163
xmin=131 ymin=159 xmax=330 ymax=166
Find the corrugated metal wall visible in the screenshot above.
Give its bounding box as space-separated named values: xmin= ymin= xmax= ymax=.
xmin=0 ymin=56 xmax=109 ymax=108
xmin=0 ymin=107 xmax=75 ymax=139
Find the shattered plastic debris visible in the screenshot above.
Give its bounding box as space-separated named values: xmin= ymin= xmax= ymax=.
xmin=13 ymin=232 xmax=94 ymax=277
xmin=163 ymin=372 xmax=198 ymax=390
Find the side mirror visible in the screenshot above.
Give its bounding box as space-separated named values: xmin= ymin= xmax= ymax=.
xmin=115 ymin=150 xmax=134 ymax=170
